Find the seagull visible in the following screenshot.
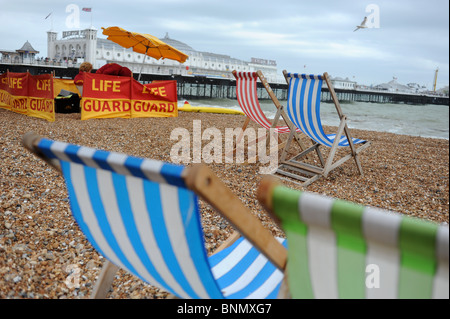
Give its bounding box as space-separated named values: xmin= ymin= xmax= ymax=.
xmin=354 ymin=16 xmax=368 ymax=32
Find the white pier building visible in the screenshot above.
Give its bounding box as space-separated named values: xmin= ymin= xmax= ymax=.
xmin=45 ymin=27 xmax=279 ymax=82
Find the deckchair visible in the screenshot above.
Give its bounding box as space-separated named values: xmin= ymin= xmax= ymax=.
xmin=257 ymin=176 xmax=449 ymax=299
xmin=22 ymin=132 xmax=287 ymax=299
xmin=230 ymin=70 xmax=306 ymax=161
xmin=276 ymin=71 xmax=371 ymax=186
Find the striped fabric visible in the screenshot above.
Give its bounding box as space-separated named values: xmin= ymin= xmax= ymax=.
xmin=35 ymin=138 xmax=285 ymax=299
xmin=285 ymin=73 xmax=366 ymax=147
xmin=271 ymin=185 xmax=449 ymax=299
xmin=209 ymin=236 xmax=286 ymax=298
xmin=234 ymin=71 xmax=299 ymax=134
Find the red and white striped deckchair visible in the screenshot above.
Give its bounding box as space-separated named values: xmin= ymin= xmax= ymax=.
xmin=231 ymin=70 xmax=306 ymax=158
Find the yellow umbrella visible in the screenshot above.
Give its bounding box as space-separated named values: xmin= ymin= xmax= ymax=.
xmin=101 ymin=26 xmax=189 ymax=79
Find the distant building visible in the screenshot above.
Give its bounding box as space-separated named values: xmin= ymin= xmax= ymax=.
xmin=47 ymin=28 xmax=96 ymax=66
xmin=44 ymin=28 xmax=279 ymax=82
xmin=437 ymin=86 xmax=449 ymax=96
xmin=0 ymin=41 xmax=39 ymax=64
xmin=374 ymin=77 xmax=415 ymax=93
xmin=406 ymin=83 xmax=428 ymax=93
xmin=329 ymin=76 xmax=357 ymax=90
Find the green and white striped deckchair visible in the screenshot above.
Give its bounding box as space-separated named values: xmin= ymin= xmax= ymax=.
xmin=258 ymin=177 xmax=449 ymax=299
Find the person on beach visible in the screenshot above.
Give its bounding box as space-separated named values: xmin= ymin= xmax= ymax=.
xmin=95 ymin=62 xmax=133 ymax=77
xmin=73 ymin=62 xmax=93 ymax=86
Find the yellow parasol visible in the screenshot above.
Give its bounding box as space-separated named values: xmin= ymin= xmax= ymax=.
xmin=101 ymin=26 xmax=188 ymax=79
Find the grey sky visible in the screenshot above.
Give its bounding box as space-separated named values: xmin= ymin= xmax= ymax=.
xmin=1 ymin=0 xmax=448 ymax=89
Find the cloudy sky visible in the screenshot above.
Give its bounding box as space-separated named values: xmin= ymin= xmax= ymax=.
xmin=1 ymin=0 xmax=448 ymax=89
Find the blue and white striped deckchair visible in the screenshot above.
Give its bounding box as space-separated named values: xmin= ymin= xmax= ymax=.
xmin=228 ymin=70 xmax=307 ymax=162
xmin=258 ymin=176 xmax=449 ymax=299
xmin=22 ymin=132 xmax=287 ymax=299
xmin=275 ymin=70 xmax=371 ymax=187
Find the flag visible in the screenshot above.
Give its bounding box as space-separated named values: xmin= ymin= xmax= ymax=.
xmin=45 ymin=12 xmax=52 ymax=19
xmin=82 ymin=8 xmax=92 ymax=12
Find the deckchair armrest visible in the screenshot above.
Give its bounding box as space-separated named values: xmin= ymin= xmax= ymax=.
xmin=22 ymin=132 xmax=62 ymax=172
xmin=22 ymin=132 xmax=41 ymax=154
xmin=256 ymin=175 xmax=283 ymax=226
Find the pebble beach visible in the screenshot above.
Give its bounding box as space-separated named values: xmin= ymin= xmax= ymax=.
xmin=0 ymin=108 xmax=448 ymax=299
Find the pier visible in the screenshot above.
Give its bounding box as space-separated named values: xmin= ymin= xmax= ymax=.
xmin=1 ymin=63 xmax=448 ymax=106
xmin=320 ymin=87 xmax=449 ymax=105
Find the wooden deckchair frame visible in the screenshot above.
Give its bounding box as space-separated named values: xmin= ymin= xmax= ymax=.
xmin=276 ymin=70 xmax=371 ymax=187
xmin=257 ymin=175 xmax=449 ymax=299
xmin=229 ymin=70 xmax=307 ymax=163
xmin=256 ymin=176 xmax=290 ymax=298
xmin=22 ymin=132 xmax=287 ymax=299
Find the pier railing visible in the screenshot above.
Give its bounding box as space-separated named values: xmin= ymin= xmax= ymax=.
xmin=1 ymin=63 xmax=448 ymax=105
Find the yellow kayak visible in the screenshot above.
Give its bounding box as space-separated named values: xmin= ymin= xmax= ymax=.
xmin=178 ymin=101 xmax=244 ymax=115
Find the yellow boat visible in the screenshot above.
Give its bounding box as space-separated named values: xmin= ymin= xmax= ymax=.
xmin=178 ymin=101 xmax=244 ymax=115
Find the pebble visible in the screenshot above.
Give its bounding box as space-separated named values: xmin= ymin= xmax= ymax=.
xmin=0 ymin=109 xmax=448 ymax=299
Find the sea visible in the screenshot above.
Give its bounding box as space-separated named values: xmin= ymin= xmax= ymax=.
xmin=186 ymin=98 xmax=449 ymax=140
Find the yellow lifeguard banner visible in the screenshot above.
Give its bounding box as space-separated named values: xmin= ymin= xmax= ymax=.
xmin=28 ymin=74 xmax=55 ymax=122
xmin=0 ymin=72 xmax=178 ymax=121
xmin=0 ymin=72 xmax=55 ymax=122
xmin=80 ymin=73 xmax=178 ymax=120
